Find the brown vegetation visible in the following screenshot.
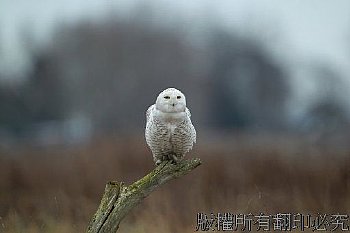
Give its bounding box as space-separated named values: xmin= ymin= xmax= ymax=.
xmin=0 ymin=135 xmax=349 ymax=232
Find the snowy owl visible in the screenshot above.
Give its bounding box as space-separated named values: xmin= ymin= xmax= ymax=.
xmin=145 ymin=88 xmax=196 ymax=165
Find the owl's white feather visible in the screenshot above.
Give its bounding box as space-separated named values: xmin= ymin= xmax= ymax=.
xmin=145 ymin=88 xmax=196 ymax=165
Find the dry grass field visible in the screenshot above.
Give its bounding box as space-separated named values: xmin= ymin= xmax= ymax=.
xmin=0 ymin=134 xmax=349 ymax=232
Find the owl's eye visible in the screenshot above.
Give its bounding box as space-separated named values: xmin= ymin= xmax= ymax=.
xmin=164 ymin=96 xmax=170 ymax=99
xmin=177 ymin=96 xmax=181 ymax=99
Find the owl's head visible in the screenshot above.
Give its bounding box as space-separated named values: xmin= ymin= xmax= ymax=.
xmin=156 ymin=88 xmax=186 ymax=113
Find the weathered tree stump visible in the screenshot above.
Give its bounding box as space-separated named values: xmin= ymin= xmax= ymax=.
xmin=87 ymin=158 xmax=201 ymax=233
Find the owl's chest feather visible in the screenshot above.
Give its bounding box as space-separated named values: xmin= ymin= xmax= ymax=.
xmin=154 ymin=111 xmax=185 ymax=134
xmin=166 ymin=123 xmax=177 ymax=135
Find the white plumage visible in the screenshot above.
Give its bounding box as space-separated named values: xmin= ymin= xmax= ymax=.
xmin=145 ymin=88 xmax=196 ymax=165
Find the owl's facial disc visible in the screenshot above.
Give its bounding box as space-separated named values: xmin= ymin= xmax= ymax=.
xmin=156 ymin=88 xmax=186 ymax=113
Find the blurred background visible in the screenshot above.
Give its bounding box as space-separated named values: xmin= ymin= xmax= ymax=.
xmin=0 ymin=0 xmax=350 ymax=232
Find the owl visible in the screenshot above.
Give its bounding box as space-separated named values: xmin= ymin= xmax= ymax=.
xmin=145 ymin=88 xmax=196 ymax=165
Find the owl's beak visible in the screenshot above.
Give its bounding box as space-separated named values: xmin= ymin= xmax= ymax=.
xmin=172 ymin=103 xmax=175 ymax=107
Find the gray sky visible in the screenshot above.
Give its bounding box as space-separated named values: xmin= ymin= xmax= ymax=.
xmin=1 ymin=0 xmax=350 ymax=83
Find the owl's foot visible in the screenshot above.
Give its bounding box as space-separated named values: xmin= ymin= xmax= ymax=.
xmin=155 ymin=155 xmax=168 ymax=166
xmin=168 ymin=154 xmax=183 ymax=164
xmin=155 ymin=159 xmax=162 ymax=166
xmin=154 ymin=154 xmax=182 ymax=166
xmin=170 ymin=154 xmax=178 ymax=164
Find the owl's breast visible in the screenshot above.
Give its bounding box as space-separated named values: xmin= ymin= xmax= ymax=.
xmin=166 ymin=123 xmax=177 ymax=135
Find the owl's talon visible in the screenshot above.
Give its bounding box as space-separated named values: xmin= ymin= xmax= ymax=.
xmin=155 ymin=159 xmax=162 ymax=166
xmin=169 ymin=154 xmax=180 ymax=164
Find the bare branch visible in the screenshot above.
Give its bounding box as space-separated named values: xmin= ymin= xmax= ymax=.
xmin=87 ymin=158 xmax=201 ymax=233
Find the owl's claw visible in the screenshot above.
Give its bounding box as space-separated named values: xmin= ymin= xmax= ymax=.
xmin=155 ymin=154 xmax=179 ymax=166
xmin=169 ymin=154 xmax=181 ymax=164
xmin=155 ymin=159 xmax=162 ymax=166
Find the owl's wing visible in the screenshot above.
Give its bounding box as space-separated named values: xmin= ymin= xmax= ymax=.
xmin=191 ymin=123 xmax=197 ymax=144
xmin=185 ymin=107 xmax=191 ymax=118
xmin=146 ymin=104 xmax=155 ymax=122
xmin=185 ymin=107 xmax=196 ymax=144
